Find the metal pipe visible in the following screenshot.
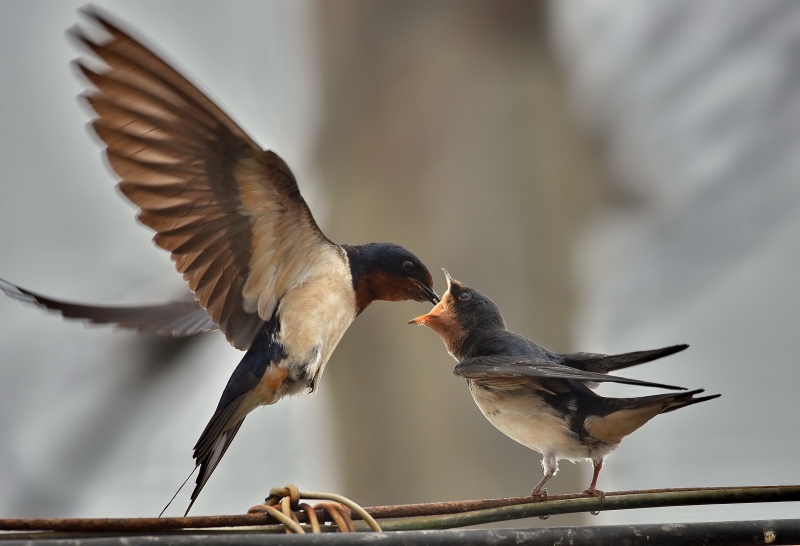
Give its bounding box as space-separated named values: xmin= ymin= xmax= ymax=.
xmin=1 ymin=518 xmax=798 ymax=545
xmin=0 ymin=486 xmax=798 ymax=533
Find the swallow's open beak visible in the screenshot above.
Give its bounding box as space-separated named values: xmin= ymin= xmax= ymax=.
xmin=408 ymin=298 xmax=445 ymax=325
xmin=413 ymin=279 xmax=440 ymax=304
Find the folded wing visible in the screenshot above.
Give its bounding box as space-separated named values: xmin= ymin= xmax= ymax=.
xmin=70 ymin=9 xmax=334 ymax=349
xmin=454 ymin=355 xmax=685 ymax=390
xmin=562 ymin=344 xmax=689 ymax=373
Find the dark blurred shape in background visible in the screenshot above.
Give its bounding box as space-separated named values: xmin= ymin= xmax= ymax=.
xmin=1 ymin=0 xmax=799 ymax=527
xmin=315 ymin=1 xmax=597 ymax=519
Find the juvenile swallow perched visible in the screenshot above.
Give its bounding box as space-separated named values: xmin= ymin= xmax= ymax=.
xmin=0 ymin=9 xmax=439 ymax=514
xmin=409 ymin=271 xmax=719 ymax=498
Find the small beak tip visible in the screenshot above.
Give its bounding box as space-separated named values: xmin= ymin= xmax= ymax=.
xmin=408 ymin=314 xmax=429 ymax=325
xmin=414 ymin=279 xmax=439 ymax=304
xmin=442 ymin=268 xmax=453 ymax=287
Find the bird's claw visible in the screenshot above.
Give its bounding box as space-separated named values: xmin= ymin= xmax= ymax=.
xmin=529 ymin=488 xmax=548 ymax=500
xmin=531 ymin=487 xmax=549 ymax=517
xmin=583 ymin=487 xmax=605 ymax=515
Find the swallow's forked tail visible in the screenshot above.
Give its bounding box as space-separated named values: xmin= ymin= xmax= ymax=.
xmin=585 ymin=389 xmax=720 ymax=445
xmin=185 ymin=418 xmax=246 ymax=516
xmin=659 ymin=388 xmax=721 ymax=413
xmin=158 ymin=412 xmax=247 ymax=517
xmin=179 ymin=315 xmax=284 ymax=515
xmin=159 ymin=466 xmax=198 ymax=518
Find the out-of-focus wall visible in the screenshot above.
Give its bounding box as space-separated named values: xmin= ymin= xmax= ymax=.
xmin=553 ymin=0 xmax=800 ymax=523
xmin=313 ymin=2 xmax=600 ymax=523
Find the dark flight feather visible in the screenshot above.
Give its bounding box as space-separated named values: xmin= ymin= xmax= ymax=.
xmin=454 ymin=355 xmax=686 ymax=391
xmin=0 ymin=278 xmax=215 ymax=336
xmin=563 ymin=344 xmax=689 ymax=374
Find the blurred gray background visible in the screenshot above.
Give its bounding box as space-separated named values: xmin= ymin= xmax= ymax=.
xmin=0 ymin=0 xmax=798 ymax=526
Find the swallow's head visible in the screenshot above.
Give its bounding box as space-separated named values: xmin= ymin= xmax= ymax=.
xmin=346 ymin=243 xmax=439 ymax=312
xmin=408 ymin=270 xmax=504 ymax=357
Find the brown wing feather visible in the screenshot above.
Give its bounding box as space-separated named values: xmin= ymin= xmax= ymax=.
xmin=71 ymin=10 xmax=333 ymax=349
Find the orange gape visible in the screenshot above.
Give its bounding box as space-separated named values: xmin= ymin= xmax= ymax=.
xmin=409 ymin=294 xmax=455 ymax=328
xmin=408 ymin=294 xmax=464 ymax=357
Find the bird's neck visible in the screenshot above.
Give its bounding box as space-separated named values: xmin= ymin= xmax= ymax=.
xmin=342 ymin=244 xmax=404 ymax=314
xmin=458 ymin=328 xmax=507 ymax=360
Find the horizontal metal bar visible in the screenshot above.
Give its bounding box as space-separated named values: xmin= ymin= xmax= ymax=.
xmin=1 ymin=518 xmax=799 ymax=545
xmin=2 ymin=485 xmax=798 ymax=533
xmin=377 ymin=485 xmax=800 ymax=530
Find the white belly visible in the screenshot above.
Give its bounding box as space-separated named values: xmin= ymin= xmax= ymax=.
xmin=469 ymin=381 xmax=592 ymax=461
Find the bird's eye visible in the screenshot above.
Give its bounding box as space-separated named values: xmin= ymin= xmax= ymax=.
xmin=459 ymin=292 xmax=472 ymax=301
xmin=403 ymin=260 xmax=415 ymax=273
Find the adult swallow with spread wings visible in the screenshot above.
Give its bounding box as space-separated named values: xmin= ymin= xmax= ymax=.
xmin=409 ymin=271 xmax=719 ymax=498
xmin=0 ymin=9 xmax=439 ymax=514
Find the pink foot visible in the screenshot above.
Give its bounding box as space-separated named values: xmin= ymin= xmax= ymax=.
xmin=583 ymin=487 xmax=605 ymax=515
xmin=531 ymin=488 xmax=550 ymax=518
xmin=529 ymin=488 xmax=548 ymax=500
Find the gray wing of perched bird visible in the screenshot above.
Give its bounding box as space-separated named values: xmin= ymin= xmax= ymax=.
xmin=562 ymin=344 xmax=688 ymax=374
xmin=454 ymin=355 xmax=685 ymax=390
xmin=0 ymin=278 xmax=216 ymax=336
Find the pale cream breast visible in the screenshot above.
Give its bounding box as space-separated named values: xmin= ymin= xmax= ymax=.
xmin=468 ymin=381 xmax=592 ymax=461
xmin=276 ymin=246 xmax=357 ymax=391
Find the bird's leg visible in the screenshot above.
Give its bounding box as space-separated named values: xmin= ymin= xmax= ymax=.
xmin=584 ymin=458 xmax=605 ymax=514
xmin=530 ymin=453 xmax=557 ymax=499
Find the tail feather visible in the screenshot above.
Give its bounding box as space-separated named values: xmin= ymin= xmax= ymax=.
xmin=192 ymin=394 xmax=246 ymax=462
xmin=564 ymin=344 xmax=689 ymax=374
xmin=611 ymin=388 xmax=720 ymax=413
xmin=182 ymin=321 xmax=283 ymax=514
xmin=186 ymin=418 xmax=245 ymax=516
xmin=159 ymin=465 xmax=198 ymax=517
xmin=585 ymin=388 xmax=720 ymax=445
xmin=661 ymin=389 xmax=721 ymax=413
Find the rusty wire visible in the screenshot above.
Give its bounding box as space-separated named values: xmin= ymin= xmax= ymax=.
xmin=298 ymin=503 xmax=320 ymax=533
xmin=246 ymin=484 xmax=380 ymax=533
xmin=1 ymin=485 xmax=798 ymax=535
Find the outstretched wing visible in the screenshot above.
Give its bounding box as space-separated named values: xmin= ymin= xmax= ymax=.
xmin=71 ymin=8 xmax=335 ymax=350
xmin=563 ymin=344 xmax=689 ymax=374
xmin=0 ymin=278 xmax=215 ymax=336
xmin=454 ymin=355 xmax=685 ymax=390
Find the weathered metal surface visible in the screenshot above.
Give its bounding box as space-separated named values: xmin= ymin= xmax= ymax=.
xmin=379 ymin=486 xmax=800 ymax=531
xmin=1 ymin=486 xmax=799 ymax=533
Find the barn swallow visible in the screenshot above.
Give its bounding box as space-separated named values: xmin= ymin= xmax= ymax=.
xmin=409 ymin=271 xmax=719 ymax=498
xmin=0 ymin=9 xmax=439 ymax=514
